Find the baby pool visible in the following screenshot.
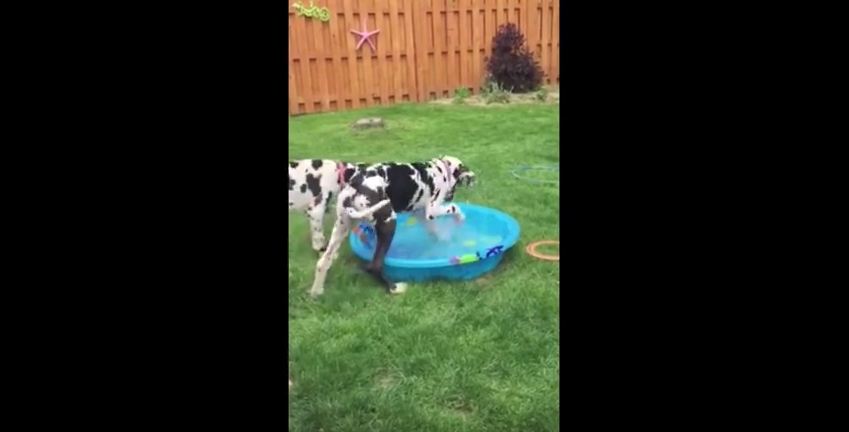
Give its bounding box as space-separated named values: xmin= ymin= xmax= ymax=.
xmin=348 ymin=203 xmax=520 ymax=282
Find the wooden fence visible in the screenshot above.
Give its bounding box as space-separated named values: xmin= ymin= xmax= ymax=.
xmin=288 ymin=0 xmax=560 ymax=115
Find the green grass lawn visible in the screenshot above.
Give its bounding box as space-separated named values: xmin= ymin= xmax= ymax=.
xmin=289 ymin=103 xmax=560 ymax=432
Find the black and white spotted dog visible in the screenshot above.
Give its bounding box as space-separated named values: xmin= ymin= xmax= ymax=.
xmin=309 ymin=156 xmax=476 ymax=297
xmin=288 ymin=159 xmax=357 ymax=252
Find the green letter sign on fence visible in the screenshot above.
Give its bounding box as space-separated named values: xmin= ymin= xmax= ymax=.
xmin=292 ymin=1 xmax=331 ymax=22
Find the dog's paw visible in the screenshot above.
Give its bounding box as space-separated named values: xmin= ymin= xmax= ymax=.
xmin=389 ymin=282 xmax=408 ymax=294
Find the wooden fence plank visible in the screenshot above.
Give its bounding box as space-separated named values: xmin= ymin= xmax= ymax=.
xmin=388 ymin=0 xmax=404 ymax=103
xmin=293 ymin=11 xmax=314 ymax=113
xmin=288 ymin=14 xmax=298 ymax=114
xmin=341 ymin=0 xmax=362 ymax=108
xmin=413 ymin=0 xmax=429 ymax=101
xmin=402 ymin=0 xmax=419 ymax=101
xmin=446 ymin=0 xmax=458 ymax=95
xmin=521 ymin=0 xmax=528 ymax=35
xmin=483 ymin=0 xmax=492 ymax=69
xmin=471 ymin=0 xmax=482 ymax=91
xmin=497 ymin=0 xmax=505 ymax=28
xmin=326 ymin=0 xmax=343 ymax=108
xmin=432 ymin=0 xmax=446 ymax=98
xmin=541 ymin=0 xmax=551 ymax=84
xmin=458 ymin=0 xmax=469 ymax=90
xmin=361 ymin=0 xmax=377 ymax=106
xmin=310 ymin=5 xmax=331 ymax=111
xmin=549 ymin=0 xmax=560 ymax=84
xmin=372 ymin=0 xmax=390 ymax=105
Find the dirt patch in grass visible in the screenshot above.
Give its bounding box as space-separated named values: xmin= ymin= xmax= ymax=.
xmin=373 ymin=369 xmax=400 ymax=391
xmin=445 ymin=396 xmax=476 ymax=419
xmin=474 ymin=274 xmax=495 ymax=285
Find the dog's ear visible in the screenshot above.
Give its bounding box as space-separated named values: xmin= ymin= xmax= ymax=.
xmin=452 ymin=162 xmax=468 ymax=176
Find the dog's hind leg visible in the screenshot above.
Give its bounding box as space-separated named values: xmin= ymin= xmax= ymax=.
xmin=309 ymin=214 xmax=351 ymax=298
xmin=307 ymin=204 xmax=327 ymax=252
xmin=365 ymin=218 xmax=407 ymax=294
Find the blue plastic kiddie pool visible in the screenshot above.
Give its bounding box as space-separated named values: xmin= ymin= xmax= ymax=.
xmin=348 ymin=203 xmax=520 ymax=282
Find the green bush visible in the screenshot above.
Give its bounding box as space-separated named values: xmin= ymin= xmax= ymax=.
xmin=480 ymin=80 xmax=511 ymax=104
xmin=453 ymin=87 xmax=471 ymax=104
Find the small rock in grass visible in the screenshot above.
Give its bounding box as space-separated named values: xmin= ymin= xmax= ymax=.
xmin=352 ymin=117 xmax=385 ymax=130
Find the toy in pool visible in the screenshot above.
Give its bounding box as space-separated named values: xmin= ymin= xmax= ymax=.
xmin=348 ymin=203 xmax=520 ymax=282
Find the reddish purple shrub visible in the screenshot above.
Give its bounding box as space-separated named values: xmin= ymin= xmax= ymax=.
xmin=485 ymin=23 xmax=544 ymax=93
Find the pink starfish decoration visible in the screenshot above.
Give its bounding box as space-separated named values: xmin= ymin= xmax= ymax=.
xmin=350 ymin=19 xmax=380 ymax=53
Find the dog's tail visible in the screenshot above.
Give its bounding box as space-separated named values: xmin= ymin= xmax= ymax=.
xmin=345 ymin=199 xmax=391 ymax=219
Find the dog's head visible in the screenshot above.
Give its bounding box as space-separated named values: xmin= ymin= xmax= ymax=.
xmin=439 ymin=155 xmax=476 ymax=187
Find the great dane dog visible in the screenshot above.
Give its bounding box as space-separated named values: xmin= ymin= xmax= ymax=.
xmin=292 ymin=156 xmax=475 ymax=297
xmin=288 ymin=159 xmax=358 ymax=252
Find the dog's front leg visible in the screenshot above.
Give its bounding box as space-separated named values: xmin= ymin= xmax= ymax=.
xmin=412 ymin=209 xmax=440 ymax=239
xmin=426 ymin=203 xmax=465 ymax=222
xmin=310 ymin=215 xmax=351 ymax=298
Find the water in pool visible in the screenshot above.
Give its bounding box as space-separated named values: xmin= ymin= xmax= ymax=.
xmin=361 ymin=215 xmax=504 ymax=260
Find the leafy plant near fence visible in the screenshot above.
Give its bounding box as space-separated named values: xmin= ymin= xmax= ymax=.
xmin=292 ymin=1 xmax=331 ymax=22
xmin=480 ymin=80 xmax=511 ymax=104
xmin=453 ymin=87 xmax=471 ymax=104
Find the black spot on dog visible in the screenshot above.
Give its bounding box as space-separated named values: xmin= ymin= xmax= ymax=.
xmin=413 ymin=188 xmax=424 ymax=204
xmin=289 ymin=176 xmax=295 ymax=190
xmin=385 ymin=164 xmax=420 ymax=212
xmin=289 ymin=161 xmax=298 ymax=169
xmin=366 ymin=170 xmax=377 ymax=177
xmin=446 ymin=186 xmax=456 ymax=201
xmin=349 ymin=172 xmax=364 ymax=188
xmin=342 ymin=196 xmax=353 ymax=208
xmin=411 ymin=163 xmax=435 ymax=194
xmin=306 ymin=174 xmax=322 ymax=197
xmin=311 ymin=159 xmax=323 ymax=170
xmin=376 ymin=167 xmax=385 ymax=178
xmin=343 ymin=168 xmax=356 ymax=183
xmin=300 ymin=184 xmax=307 ymax=193
xmin=325 ymin=191 xmax=333 ymax=205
